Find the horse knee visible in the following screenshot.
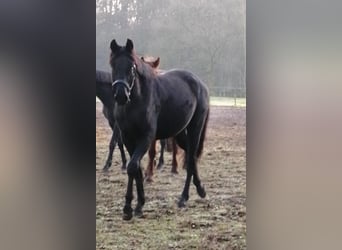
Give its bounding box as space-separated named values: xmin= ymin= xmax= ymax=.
xmin=127 ymin=162 xmax=139 ymax=176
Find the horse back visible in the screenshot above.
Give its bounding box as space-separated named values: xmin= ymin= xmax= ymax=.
xmin=96 ymin=70 xmax=114 ymax=109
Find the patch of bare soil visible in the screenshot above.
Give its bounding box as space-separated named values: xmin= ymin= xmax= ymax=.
xmin=96 ymin=103 xmax=246 ymax=249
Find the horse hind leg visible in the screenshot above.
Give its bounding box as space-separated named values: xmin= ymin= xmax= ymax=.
xmin=178 ymin=110 xmax=208 ymax=207
xmin=171 ymin=138 xmax=179 ymax=174
xmin=145 ymin=139 xmax=156 ymax=182
xmin=134 ymin=166 xmax=145 ymax=217
xmin=117 ymin=138 xmax=127 ymax=171
xmin=123 ymin=174 xmax=134 ymax=220
xmin=111 ymin=125 xmax=127 ymax=171
xmin=175 ymin=130 xmax=191 ymax=207
xmin=103 ymin=132 xmax=116 ymax=171
xmin=118 ymin=140 xmax=127 ymax=170
xmin=175 ymin=131 xmax=187 ymax=170
xmin=190 ymin=110 xmax=208 ymax=199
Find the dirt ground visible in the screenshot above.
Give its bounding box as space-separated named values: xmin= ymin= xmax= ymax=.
xmin=96 ymin=102 xmax=246 ymax=250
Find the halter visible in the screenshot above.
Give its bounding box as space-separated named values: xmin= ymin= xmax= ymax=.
xmin=112 ymin=64 xmax=136 ymax=102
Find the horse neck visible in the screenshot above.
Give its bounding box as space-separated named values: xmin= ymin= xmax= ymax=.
xmin=133 ymin=59 xmax=156 ymax=98
xmin=96 ymin=84 xmax=113 ymax=109
xmin=131 ymin=74 xmax=156 ymax=104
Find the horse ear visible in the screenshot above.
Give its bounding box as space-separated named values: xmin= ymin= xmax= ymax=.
xmin=110 ymin=39 xmax=119 ymax=52
xmin=153 ymin=57 xmax=160 ymax=68
xmin=126 ymin=39 xmax=134 ymax=52
xmin=141 ymin=56 xmax=145 ymax=62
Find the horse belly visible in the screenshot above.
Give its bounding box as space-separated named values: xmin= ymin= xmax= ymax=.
xmin=155 ymin=101 xmax=196 ymax=139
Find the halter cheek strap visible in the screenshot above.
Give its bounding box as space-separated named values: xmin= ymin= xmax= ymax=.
xmin=111 ymin=65 xmax=136 ymax=101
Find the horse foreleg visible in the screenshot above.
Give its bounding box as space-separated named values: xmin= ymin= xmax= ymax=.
xmin=126 ymin=138 xmax=152 ymax=218
xmin=157 ymin=139 xmax=166 ymax=170
xmin=134 ymin=166 xmax=145 ymax=217
xmin=123 ymin=175 xmax=134 ymax=220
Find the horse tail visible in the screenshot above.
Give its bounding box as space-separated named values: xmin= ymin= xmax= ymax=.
xmin=197 ymin=109 xmax=209 ymax=159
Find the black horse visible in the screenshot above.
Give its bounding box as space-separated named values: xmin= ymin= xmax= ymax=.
xmin=96 ymin=56 xmax=166 ymax=172
xmin=110 ymin=39 xmax=210 ymax=220
xmin=96 ymin=70 xmax=127 ymax=170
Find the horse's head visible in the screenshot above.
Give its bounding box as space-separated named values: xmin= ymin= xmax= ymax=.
xmin=141 ymin=56 xmax=160 ymax=69
xmin=141 ymin=56 xmax=166 ymax=75
xmin=109 ymin=39 xmax=137 ymax=105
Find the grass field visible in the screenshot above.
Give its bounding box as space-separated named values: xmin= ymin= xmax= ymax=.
xmin=210 ymin=97 xmax=246 ymax=107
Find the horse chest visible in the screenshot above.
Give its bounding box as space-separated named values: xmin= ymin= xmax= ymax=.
xmin=114 ymin=105 xmax=153 ymax=136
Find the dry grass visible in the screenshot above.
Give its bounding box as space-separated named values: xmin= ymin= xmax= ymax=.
xmin=96 ymin=104 xmax=246 ymax=250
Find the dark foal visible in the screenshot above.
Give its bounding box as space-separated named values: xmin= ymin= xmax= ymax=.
xmin=96 ymin=57 xmax=162 ymax=171
xmin=96 ymin=70 xmax=127 ymax=170
xmin=110 ymin=39 xmax=209 ymax=220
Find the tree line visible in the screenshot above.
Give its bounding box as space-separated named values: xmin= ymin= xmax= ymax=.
xmin=96 ymin=0 xmax=245 ymax=97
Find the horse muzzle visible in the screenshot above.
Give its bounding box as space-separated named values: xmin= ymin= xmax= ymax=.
xmin=112 ymin=80 xmax=131 ymax=105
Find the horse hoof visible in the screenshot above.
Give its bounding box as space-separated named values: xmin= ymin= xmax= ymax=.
xmin=157 ymin=164 xmax=163 ymax=170
xmin=123 ymin=205 xmax=133 ymax=220
xmin=197 ymin=185 xmax=206 ymax=198
xmin=144 ymin=176 xmax=153 ymax=183
xmin=134 ymin=209 xmax=144 ymax=218
xmin=171 ymin=170 xmax=178 ymax=174
xmin=123 ymin=213 xmax=133 ymax=220
xmin=178 ymin=198 xmax=187 ymax=208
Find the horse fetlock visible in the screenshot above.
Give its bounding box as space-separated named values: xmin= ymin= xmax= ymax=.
xmin=103 ymin=161 xmax=112 ymax=171
xmin=178 ymin=196 xmax=188 ymax=208
xmin=134 ymin=205 xmax=144 ymax=218
xmin=171 ymin=166 xmax=178 ymax=174
xmin=144 ymin=175 xmax=153 ymax=182
xmin=137 ymin=197 xmax=145 ymax=207
xmin=196 ymin=185 xmax=206 ymax=198
xmin=157 ymin=161 xmax=164 ymax=169
xmin=121 ymin=163 xmax=127 ymax=170
xmin=123 ymin=205 xmax=133 ymax=220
